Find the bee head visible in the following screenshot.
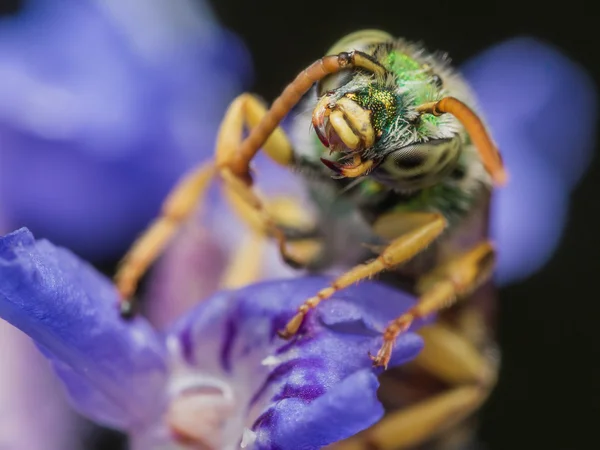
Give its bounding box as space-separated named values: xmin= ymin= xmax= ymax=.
xmin=312 ymin=30 xmax=460 ymax=188
xmin=312 ymin=30 xmax=506 ymax=187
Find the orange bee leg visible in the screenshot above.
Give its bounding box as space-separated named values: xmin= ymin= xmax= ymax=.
xmin=370 ymin=241 xmax=496 ymax=368
xmin=114 ymin=162 xmax=216 ymax=315
xmin=278 ymin=213 xmax=447 ymax=339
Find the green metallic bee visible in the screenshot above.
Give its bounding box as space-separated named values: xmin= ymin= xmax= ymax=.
xmin=115 ymin=30 xmax=507 ymax=449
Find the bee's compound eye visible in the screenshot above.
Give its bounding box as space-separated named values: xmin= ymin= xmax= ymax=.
xmin=431 ymin=74 xmax=443 ymax=88
xmin=375 ymin=136 xmax=462 ymax=186
xmin=392 ymin=146 xmax=428 ymax=169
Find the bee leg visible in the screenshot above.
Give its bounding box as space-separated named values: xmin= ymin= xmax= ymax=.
xmin=333 ymin=323 xmax=497 ymax=450
xmin=278 ymin=213 xmax=447 ymax=339
xmin=215 ymin=93 xmax=294 ymax=173
xmin=370 ymin=241 xmax=495 ymax=368
xmin=216 ymin=93 xmax=322 ymax=269
xmin=222 ymin=184 xmax=322 ymax=269
xmin=218 ymin=230 xmax=267 ymax=290
xmin=115 ymin=162 xmax=217 ymax=313
xmin=115 ymin=93 xmax=314 ymax=315
xmin=218 ymin=196 xmax=324 ymax=290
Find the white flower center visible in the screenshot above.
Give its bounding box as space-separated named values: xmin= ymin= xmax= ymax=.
xmin=166 ymin=374 xmax=252 ymax=449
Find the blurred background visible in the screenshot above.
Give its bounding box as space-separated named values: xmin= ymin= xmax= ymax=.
xmin=0 ymin=2 xmax=598 ymax=450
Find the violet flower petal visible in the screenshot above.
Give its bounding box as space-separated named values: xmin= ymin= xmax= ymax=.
xmin=489 ymin=134 xmax=568 ymax=284
xmin=145 ymin=222 xmax=229 ymax=330
xmin=167 ymin=277 xmax=424 ymax=449
xmin=0 ymin=227 xmax=424 ymax=448
xmin=463 ymin=37 xmax=597 ymax=283
xmin=0 ymin=228 xmax=167 ymax=429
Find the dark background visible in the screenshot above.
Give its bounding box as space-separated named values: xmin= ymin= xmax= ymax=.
xmin=204 ymin=8 xmax=600 ymax=449
xmin=1 ymin=2 xmax=599 ymax=449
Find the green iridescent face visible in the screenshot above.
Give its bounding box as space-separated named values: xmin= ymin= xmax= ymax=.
xmin=346 ymin=87 xmax=398 ymax=139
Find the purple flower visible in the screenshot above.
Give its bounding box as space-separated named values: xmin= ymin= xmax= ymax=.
xmin=0 ymin=0 xmax=251 ymax=261
xmin=462 ymin=37 xmax=597 ymax=284
xmin=0 ymin=227 xmax=424 ymax=449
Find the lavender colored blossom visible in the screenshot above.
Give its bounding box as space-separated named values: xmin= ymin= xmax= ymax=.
xmin=0 ymin=0 xmax=251 ymax=260
xmin=0 ymin=228 xmax=424 ymax=449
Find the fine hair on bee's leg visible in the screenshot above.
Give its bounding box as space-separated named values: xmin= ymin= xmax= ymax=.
xmin=331 ymin=322 xmax=498 ymax=450
xmin=370 ymin=241 xmax=496 ymax=368
xmin=278 ymin=212 xmax=448 ymax=339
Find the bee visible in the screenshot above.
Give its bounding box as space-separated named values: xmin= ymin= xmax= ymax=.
xmin=115 ymin=30 xmax=507 ymax=449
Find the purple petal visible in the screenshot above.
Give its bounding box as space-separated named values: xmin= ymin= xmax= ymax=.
xmin=0 ymin=0 xmax=251 ymax=260
xmin=0 ymin=228 xmax=167 ymax=429
xmin=255 ymin=369 xmax=381 ymax=449
xmin=462 ymin=37 xmax=597 ymax=283
xmin=490 ymin=134 xmax=568 ymax=284
xmin=164 ymin=277 xmax=423 ymax=449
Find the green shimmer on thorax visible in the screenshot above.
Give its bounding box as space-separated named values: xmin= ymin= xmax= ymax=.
xmin=386 ymin=49 xmax=443 ymax=131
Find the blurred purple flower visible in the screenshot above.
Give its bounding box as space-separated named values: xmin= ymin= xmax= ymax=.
xmin=0 ymin=0 xmax=251 ymax=261
xmin=0 ymin=1 xmax=251 ymax=448
xmin=462 ymin=37 xmax=597 ymax=284
xmin=0 ymin=228 xmax=424 ymax=449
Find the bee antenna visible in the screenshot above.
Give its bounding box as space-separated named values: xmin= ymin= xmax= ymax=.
xmin=229 ymin=51 xmax=388 ymax=180
xmin=416 ymin=97 xmax=508 ymax=186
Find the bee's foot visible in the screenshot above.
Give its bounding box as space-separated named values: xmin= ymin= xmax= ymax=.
xmin=369 ymin=341 xmax=393 ymax=369
xmin=277 ymin=311 xmax=306 ymax=340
